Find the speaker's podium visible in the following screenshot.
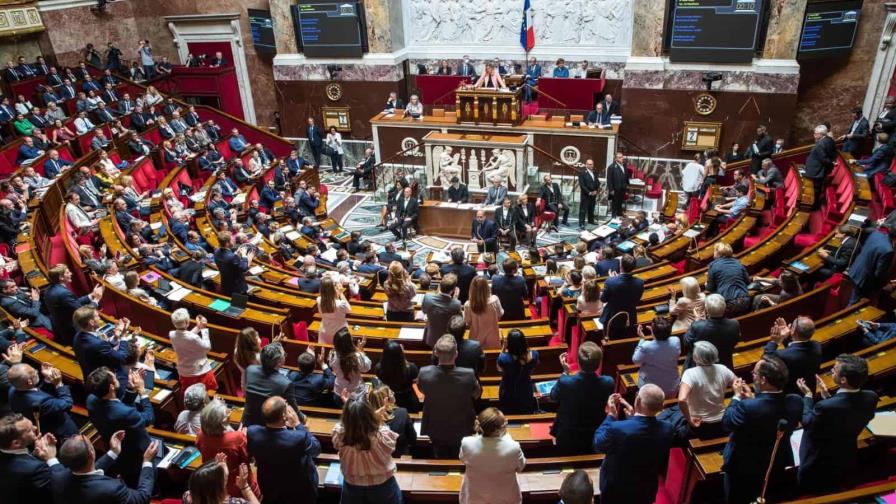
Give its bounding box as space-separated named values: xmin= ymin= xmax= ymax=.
xmin=455 ymin=87 xmax=523 ymax=126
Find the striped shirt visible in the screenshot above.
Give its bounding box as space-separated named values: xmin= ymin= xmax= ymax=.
xmin=332 ymin=423 xmax=398 ymax=486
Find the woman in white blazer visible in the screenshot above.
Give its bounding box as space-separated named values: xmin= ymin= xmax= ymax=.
xmin=459 ymin=407 xmax=526 ymax=504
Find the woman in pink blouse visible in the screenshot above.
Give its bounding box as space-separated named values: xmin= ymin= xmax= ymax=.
xmin=332 ymin=397 xmax=402 ymax=503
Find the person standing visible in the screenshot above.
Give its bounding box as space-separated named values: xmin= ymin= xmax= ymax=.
xmin=318 ymin=275 xmax=351 ymax=345
xmin=169 ymin=309 xmax=218 ymax=393
xmin=464 ymin=276 xmax=504 ymax=350
xmin=7 ymin=362 xmax=77 ymax=442
xmin=496 ymin=330 xmax=539 ymax=414
xmin=599 ymin=255 xmax=644 ymax=339
xmin=764 ymin=316 xmax=823 ymax=395
xmin=43 ymin=264 xmax=102 ymax=346
xmin=214 ymin=231 xmax=253 ymax=295
xmin=749 ymin=124 xmax=774 ymax=174
xmin=840 ymin=107 xmax=870 ymax=155
xmin=578 ymin=159 xmax=599 ymax=228
xmin=242 ymin=343 xmax=299 ymax=426
xmin=804 ymin=125 xmax=836 ymax=209
xmin=606 ymin=152 xmax=629 ymax=218
xmin=795 ymin=354 xmax=879 ymax=495
xmin=459 ymin=408 xmax=526 ymax=504
xmin=847 ymin=226 xmax=895 ymax=305
xmin=326 ymin=125 xmax=344 ymax=172
xmin=490 ymin=258 xmax=528 ymax=321
xmin=421 ymin=273 xmax=462 ymax=347
xmin=682 ymin=294 xmax=740 ymax=370
xmin=383 ymin=261 xmax=417 ymax=322
xmin=550 ymin=342 xmax=615 ymax=454
xmin=0 ymin=414 xmax=64 ymax=502
xmin=631 ymin=316 xmax=681 ymax=396
xmin=306 ymin=117 xmax=324 ymax=167
xmin=418 ymin=335 xmax=481 ymax=458
xmin=592 ymin=385 xmax=674 ymax=504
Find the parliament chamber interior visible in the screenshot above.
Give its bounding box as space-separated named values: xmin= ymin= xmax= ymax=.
xmin=2 ymin=0 xmax=896 ymax=503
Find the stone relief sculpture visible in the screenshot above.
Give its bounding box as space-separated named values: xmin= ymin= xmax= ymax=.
xmin=481 ymin=148 xmax=517 ymax=189
xmin=437 ymin=146 xmax=463 ymax=186
xmin=406 ymin=0 xmax=632 ymax=47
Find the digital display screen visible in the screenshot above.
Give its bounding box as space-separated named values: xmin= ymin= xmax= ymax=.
xmin=248 ymin=9 xmax=276 ymax=54
xmin=668 ymin=0 xmax=764 ymax=63
xmin=292 ymin=1 xmax=364 ymax=58
xmin=798 ymin=0 xmax=862 ymax=59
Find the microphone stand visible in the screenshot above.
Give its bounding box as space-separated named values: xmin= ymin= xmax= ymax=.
xmin=753 ymin=420 xmax=789 ymax=504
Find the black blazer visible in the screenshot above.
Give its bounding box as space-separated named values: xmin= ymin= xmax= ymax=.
xmin=447 ymin=183 xmax=469 ymax=203
xmin=764 ymin=339 xmax=823 ymax=395
xmin=213 ymin=247 xmax=249 ymax=294
xmin=804 ymin=138 xmax=835 ymax=179
xmin=723 ymin=392 xmax=803 ymax=476
xmin=440 ymin=262 xmax=477 ymax=303
xmin=606 ymin=161 xmax=629 ymax=194
xmin=242 ymin=364 xmax=298 ymax=426
xmin=539 ymin=182 xmax=563 ymax=206
xmin=494 ymin=205 xmax=514 ymax=230
xmin=491 ymin=273 xmax=528 ymax=321
xmin=513 ymin=202 xmax=535 ymax=230
xmin=579 ymin=169 xmax=599 ymax=196
xmin=289 ymin=368 xmax=336 ymax=407
xmin=176 ymin=259 xmax=204 ymax=287
xmin=0 ymin=450 xmax=64 ymax=502
xmin=683 ymin=317 xmax=741 ymax=370
xmin=387 ymin=406 xmax=417 ymax=456
xmin=395 ymin=195 xmax=419 ymax=220
xmin=471 ymin=218 xmax=497 ymax=245
xmin=822 ymin=235 xmax=858 ymax=273
xmin=51 ymin=463 xmax=154 ymax=504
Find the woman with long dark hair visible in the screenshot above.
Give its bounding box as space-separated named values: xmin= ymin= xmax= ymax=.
xmin=496 ymin=329 xmax=539 ymax=414
xmin=332 ymin=397 xmax=402 ymax=503
xmin=374 ymin=340 xmax=420 ymax=412
xmin=329 ymin=327 xmax=372 ymax=399
xmin=183 ymin=453 xmax=259 ymax=504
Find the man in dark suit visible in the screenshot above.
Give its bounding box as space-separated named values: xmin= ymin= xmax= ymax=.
xmin=795 ymin=354 xmax=879 ymax=494
xmin=306 ymin=117 xmax=324 ymax=167
xmin=247 ymin=395 xmax=321 ymax=504
xmin=483 ymin=176 xmax=508 ymax=206
xmin=289 ymin=350 xmax=336 ymax=408
xmin=446 ymin=176 xmax=469 ymax=203
xmin=441 ymin=247 xmax=477 ymax=303
xmin=421 ymin=274 xmax=463 ymax=347
xmin=682 ymin=293 xmax=741 ymax=370
xmin=593 ymin=384 xmax=674 ymax=504
xmin=578 ymin=159 xmax=599 ymax=228
xmin=585 ymin=102 xmax=609 ymax=127
xmin=749 ymin=124 xmax=775 ymax=174
xmin=378 ymin=241 xmax=407 ymax=267
xmin=296 ymin=269 xmax=321 ymax=294
xmin=764 ymin=316 xmax=823 ymax=395
xmin=176 ymin=250 xmax=206 ymax=288
xmin=419 ymin=334 xmax=482 ymax=457
xmin=60 ymin=79 xmax=77 ymax=101
xmin=840 ymin=107 xmax=870 ymax=155
xmin=0 ymin=413 xmax=64 ymax=502
xmin=243 ymin=343 xmax=300 ymax=426
xmin=600 ymin=255 xmax=644 ymax=339
xmin=214 ymin=231 xmax=252 ymax=295
xmin=551 ymin=341 xmax=615 ymax=454
xmin=53 ymin=431 xmax=157 ymax=504
xmin=491 ymin=258 xmax=528 ymax=320
xmin=606 ymin=151 xmax=629 ymax=218
xmin=538 ymin=174 xmax=568 ymax=227
xmin=390 ymin=186 xmax=419 ymax=240
xmin=8 ymin=362 xmax=77 ymax=441
xmin=723 ymin=355 xmax=803 ymax=504
xmin=457 ymin=55 xmax=477 ymax=78
xmin=85 ymin=366 xmax=158 ymax=487
xmin=42 ymin=265 xmax=101 ymax=346
xmin=754 ymin=158 xmax=784 ymax=189
xmin=46 ymin=66 xmax=63 ymax=87
xmin=384 ymin=91 xmax=404 ymax=111
xmin=851 ymin=132 xmax=894 ymax=177
xmin=818 ymin=225 xmax=859 ymax=279
xmin=847 ymin=226 xmax=895 ymax=305
xmin=471 ymin=209 xmax=498 ymax=253
xmin=73 ymin=306 xmax=132 ymax=396
xmin=352 ymin=147 xmax=375 ymax=191
xmin=494 ymin=196 xmax=516 ymax=249
xmin=0 ymin=279 xmax=53 ymax=329
xmin=804 ymin=125 xmax=836 ymax=209
xmin=601 ymin=93 xmax=620 ymax=116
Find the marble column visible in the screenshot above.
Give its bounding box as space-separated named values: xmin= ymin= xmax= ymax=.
xmin=269 ymin=0 xmax=298 ymax=55
xmin=762 ymin=0 xmax=808 ymax=60
xmin=863 ymin=3 xmax=896 ymax=118
xmin=363 ymin=0 xmax=404 ymax=53
xmin=630 ymin=0 xmax=665 ymax=58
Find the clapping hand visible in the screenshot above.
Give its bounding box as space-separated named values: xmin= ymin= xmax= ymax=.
xmin=128 ymin=368 xmax=146 ymax=395
xmin=214 ymin=452 xmax=227 ymax=466
xmin=272 ymin=331 xmax=285 ymax=344
xmin=143 ymin=440 xmax=160 ymax=463
xmin=558 ymin=352 xmax=570 ymax=374
xmin=109 ymin=430 xmax=126 ymax=456
xmin=2 ymin=342 xmax=22 ymax=364
xmin=606 ymin=393 xmax=621 ymax=418
xmin=816 ymin=374 xmax=831 ymax=399
xmin=796 ymin=377 xmax=813 ymax=396
xmin=770 ymin=317 xmax=788 ymax=344
xmin=33 ymin=433 xmax=57 ymax=461
xmin=732 ymin=377 xmax=754 ymax=400
xmin=236 ymin=463 xmax=252 ymax=492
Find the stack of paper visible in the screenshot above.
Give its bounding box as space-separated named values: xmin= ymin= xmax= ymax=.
xmin=398 ymin=327 xmax=424 ymax=340
xmin=165 ymin=283 xmax=190 ymax=302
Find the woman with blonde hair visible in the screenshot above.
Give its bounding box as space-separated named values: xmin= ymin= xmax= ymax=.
xmin=669 ymin=276 xmax=706 ymax=332
xmin=383 ymin=261 xmax=416 ymax=322
xmin=459 ymin=407 xmax=526 ymax=504
xmin=318 ymin=275 xmax=351 ymax=345
xmin=366 ymin=384 xmax=416 ymax=456
xmin=464 ymin=275 xmax=504 ymax=349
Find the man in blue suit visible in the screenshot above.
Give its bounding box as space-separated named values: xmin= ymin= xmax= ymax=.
xmin=289 ymin=349 xmax=336 ymax=407
xmin=168 ymin=211 xmax=190 ymax=243
xmin=851 ymin=132 xmax=893 ymax=177
xmin=593 ymin=384 xmax=674 ymax=504
xmin=286 ymin=150 xmax=309 ymax=176
xmin=523 ymin=57 xmax=541 ymax=102
xmin=847 ymin=226 xmax=896 ymax=305
xmin=214 ymin=230 xmax=252 ymax=294
xmin=54 ymin=431 xmax=158 ymax=504
xmin=306 ymin=117 xmax=324 ymax=167
xmin=441 ymin=246 xmax=478 ymax=303
xmin=227 ymin=128 xmax=249 ymax=152
xmin=722 ymin=355 xmax=803 ymax=504
xmin=551 ymin=342 xmax=615 ymax=454
xmin=585 ymin=102 xmax=609 ymax=127
xmin=764 ymin=316 xmax=823 ymax=395
xmin=247 ymin=395 xmax=321 ymax=504
xmin=600 ymin=254 xmax=644 ymax=339
xmin=16 ymin=137 xmax=44 ymax=165
xmin=0 ymin=413 xmax=64 ymax=501
xmin=85 ymin=366 xmax=159 ymax=487
xmin=72 ymin=306 xmax=131 ymax=396
xmin=8 ymin=362 xmax=77 ymax=441
xmin=260 ymin=179 xmax=282 ymax=209
xmin=298 ymin=184 xmax=320 ymax=217
xmin=471 ymin=209 xmax=497 ymax=253
xmin=491 ymin=258 xmax=528 ymax=320
xmin=795 ymin=354 xmax=878 ymax=495
xmin=42 ymin=264 xmax=102 ymax=345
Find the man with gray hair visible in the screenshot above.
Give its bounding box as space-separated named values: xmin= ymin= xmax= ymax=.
xmin=8 ymin=361 xmax=77 ymax=441
xmin=174 ymin=382 xmax=207 ymax=435
xmin=483 ymin=175 xmax=507 ymax=206
xmin=682 ymin=293 xmax=740 ymax=370
xmin=242 ymin=343 xmax=300 ymax=426
xmin=804 ymin=124 xmax=836 ymax=209
xmin=418 ymin=334 xmax=481 ymax=457
xmin=593 ymin=384 xmax=674 ymax=504
xmin=764 ymin=316 xmax=822 ymax=395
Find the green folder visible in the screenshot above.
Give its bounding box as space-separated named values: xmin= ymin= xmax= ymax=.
xmin=208 ymin=299 xmax=231 ymax=312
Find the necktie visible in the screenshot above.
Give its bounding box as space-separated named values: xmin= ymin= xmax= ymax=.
xmin=10 ymin=69 xmax=17 ymax=80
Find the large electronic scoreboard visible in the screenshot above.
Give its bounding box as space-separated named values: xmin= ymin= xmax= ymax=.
xmin=798 ymin=0 xmax=863 ymax=59
xmin=667 ymin=0 xmax=765 ymax=63
xmin=291 ymin=1 xmax=367 ymax=58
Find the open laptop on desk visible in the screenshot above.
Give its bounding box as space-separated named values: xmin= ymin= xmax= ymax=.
xmin=222 ymin=293 xmax=248 ymax=318
xmin=154 ymin=278 xmax=173 ymax=296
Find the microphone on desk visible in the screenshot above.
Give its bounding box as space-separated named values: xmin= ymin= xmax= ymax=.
xmin=753 ymin=419 xmax=791 ymax=504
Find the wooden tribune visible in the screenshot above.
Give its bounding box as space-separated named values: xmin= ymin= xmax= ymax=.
xmin=456 ymin=87 xmax=523 ymax=126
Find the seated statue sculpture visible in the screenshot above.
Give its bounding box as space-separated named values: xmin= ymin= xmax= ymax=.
xmin=438 ymin=146 xmax=463 ymax=186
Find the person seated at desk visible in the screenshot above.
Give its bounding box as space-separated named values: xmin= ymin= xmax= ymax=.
xmin=435 ymin=59 xmax=452 ymax=75
xmin=552 ymin=58 xmax=569 ymax=78
xmin=494 ymin=197 xmax=517 ymax=250
xmin=384 ymin=92 xmax=404 ymax=112
xmin=404 ymin=94 xmax=423 ymax=119
xmin=573 ymin=60 xmax=589 ymax=79
xmin=471 ymin=210 xmax=498 ymax=254
xmin=850 ymin=132 xmax=893 ymax=178
xmin=707 ymin=184 xmax=749 ymax=237
xmin=457 ymin=55 xmax=477 ymax=78
xmin=484 ymin=176 xmax=507 ymax=206
xmin=472 ymin=63 xmax=506 ymax=89
xmin=586 ymin=102 xmax=610 ymax=128
xmin=446 ymin=176 xmax=469 ymax=203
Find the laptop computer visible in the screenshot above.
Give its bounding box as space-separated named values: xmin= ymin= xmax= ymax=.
xmin=153 ymin=278 xmax=173 ymax=296
xmin=222 ymin=293 xmax=248 ymax=318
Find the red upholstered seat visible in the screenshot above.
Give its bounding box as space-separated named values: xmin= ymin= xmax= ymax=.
xmin=534 ymin=198 xmax=555 ymax=229
xmin=645 ymin=177 xmax=663 ymax=199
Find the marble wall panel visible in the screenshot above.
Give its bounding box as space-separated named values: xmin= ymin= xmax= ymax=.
xmin=274 ymin=62 xmax=404 ymax=82
xmin=0 ymin=35 xmax=42 ymax=67
xmin=270 ymin=0 xmax=298 ymax=54
xmin=624 ymin=69 xmax=800 ymax=94
xmin=763 ymin=0 xmax=808 ymax=59
xmin=630 ymin=0 xmax=665 ymax=57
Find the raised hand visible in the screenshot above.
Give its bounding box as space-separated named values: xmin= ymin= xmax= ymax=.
xmin=236 ymin=463 xmax=251 ymax=491
xmin=143 ymin=439 xmax=160 ymax=462
xmin=33 ymin=433 xmax=57 ymax=461
xmin=816 ymin=374 xmax=831 ymax=399
xmin=214 ymin=452 xmax=227 ymax=466
xmin=796 ymin=377 xmax=812 ymax=396
xmin=606 ymin=393 xmax=620 ymax=418
xmin=618 ymin=396 xmax=634 ymax=416
xmin=558 ymin=352 xmax=570 ymax=374
xmin=109 ymin=430 xmax=126 ymax=456
xmin=2 ymin=342 xmax=22 ymax=364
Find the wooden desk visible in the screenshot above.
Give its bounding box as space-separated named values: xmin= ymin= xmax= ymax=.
xmin=455 ymin=87 xmax=523 ymax=125
xmin=418 ymin=201 xmax=496 ymax=239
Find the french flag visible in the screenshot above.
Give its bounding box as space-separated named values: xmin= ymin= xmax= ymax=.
xmin=520 ymin=0 xmax=534 ymax=51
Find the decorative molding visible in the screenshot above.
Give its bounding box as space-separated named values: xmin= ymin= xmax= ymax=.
xmin=37 ymin=0 xmax=97 ymax=12
xmin=623 ymin=56 xmax=801 ymax=94
xmin=863 ymin=3 xmax=896 ymax=118
xmin=0 ymin=4 xmax=43 ymax=37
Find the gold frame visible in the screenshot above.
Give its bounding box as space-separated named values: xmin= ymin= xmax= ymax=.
xmin=322 ymin=106 xmax=351 ymax=133
xmin=681 ymin=121 xmax=722 ymax=151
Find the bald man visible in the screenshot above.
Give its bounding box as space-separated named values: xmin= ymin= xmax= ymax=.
xmin=593 ymin=385 xmax=674 ymax=504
